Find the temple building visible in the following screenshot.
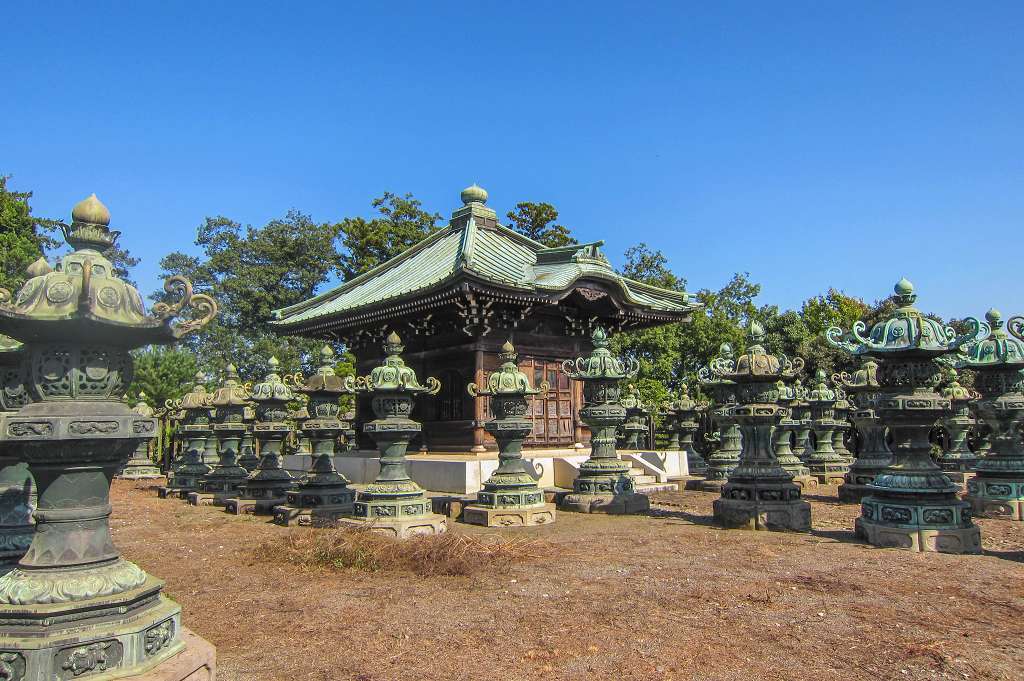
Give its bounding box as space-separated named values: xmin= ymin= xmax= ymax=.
xmin=272 ymin=186 xmax=697 ymax=478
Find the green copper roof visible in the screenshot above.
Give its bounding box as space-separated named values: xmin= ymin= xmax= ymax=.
xmin=272 ymin=188 xmax=695 ymax=329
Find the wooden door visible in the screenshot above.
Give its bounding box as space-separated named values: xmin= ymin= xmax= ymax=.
xmin=521 ymin=359 xmax=574 ymax=447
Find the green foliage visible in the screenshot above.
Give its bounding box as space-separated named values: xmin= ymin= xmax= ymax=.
xmin=621 ymin=243 xmax=686 ymax=291
xmin=154 ymin=210 xmax=345 ymax=379
xmin=128 ymin=347 xmax=199 ymax=408
xmin=505 ymin=202 xmax=576 ymax=247
xmin=336 ymin=193 xmax=442 ymax=279
xmin=0 ymin=175 xmax=61 ymax=292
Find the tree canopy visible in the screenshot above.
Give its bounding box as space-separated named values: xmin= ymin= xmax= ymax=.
xmin=505 ymin=202 xmax=576 ymax=248
xmin=0 ymin=175 xmax=61 ymax=292
xmin=335 ymin=193 xmax=442 ymax=279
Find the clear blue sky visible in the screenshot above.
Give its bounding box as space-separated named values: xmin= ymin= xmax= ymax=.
xmin=3 ymin=2 xmax=1022 ymax=320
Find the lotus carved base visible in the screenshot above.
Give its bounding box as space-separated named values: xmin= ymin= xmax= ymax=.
xmin=713 ymin=497 xmax=811 ymax=532
xmin=462 ymin=503 xmax=556 ymax=527
xmin=335 ymin=514 xmax=448 ymax=539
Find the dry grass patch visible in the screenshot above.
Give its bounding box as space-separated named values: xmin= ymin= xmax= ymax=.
xmin=255 ymin=525 xmax=553 ymax=576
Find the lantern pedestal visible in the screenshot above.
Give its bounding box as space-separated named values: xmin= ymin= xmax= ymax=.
xmin=158 ymin=425 xmax=212 ymax=500
xmin=343 ymin=420 xmax=448 ymax=538
xmin=225 ymin=424 xmax=295 ymax=515
xmin=273 ymin=420 xmax=356 ymax=526
xmin=712 ymin=405 xmax=811 ymax=532
xmin=856 ymin=396 xmax=981 ymax=554
xmin=965 ymin=405 xmax=1024 ymax=521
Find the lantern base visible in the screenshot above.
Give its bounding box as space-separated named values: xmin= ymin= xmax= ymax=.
xmin=808 ymin=464 xmax=848 ymax=485
xmin=558 ymin=492 xmax=650 ymax=515
xmin=713 ymin=496 xmax=811 ymax=532
xmin=224 ymin=495 xmax=287 ymax=515
xmin=129 ymin=627 xmax=216 ymax=681
xmin=271 ymin=483 xmax=356 ymax=526
xmin=697 ymin=478 xmax=728 ymax=492
xmin=462 ymin=503 xmax=556 ymax=527
xmin=789 ymin=474 xmax=818 ymax=491
xmin=966 ymin=477 xmax=1024 ymax=520
xmin=335 ymin=514 xmax=448 ymax=539
xmin=118 ymin=465 xmax=162 ymax=480
xmin=837 ymin=482 xmax=872 ymax=503
xmin=855 ymin=516 xmax=981 ymax=553
xmin=0 ymin=579 xmax=191 ymax=681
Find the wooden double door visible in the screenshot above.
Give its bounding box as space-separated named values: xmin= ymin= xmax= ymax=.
xmin=520 ymin=358 xmax=575 ymax=447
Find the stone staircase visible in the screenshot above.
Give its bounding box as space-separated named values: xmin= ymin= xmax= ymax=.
xmin=629 ymin=466 xmax=677 ymax=494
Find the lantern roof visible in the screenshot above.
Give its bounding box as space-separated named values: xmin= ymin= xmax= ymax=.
xmin=0 ymin=194 xmax=215 ymax=347
xmin=826 ymin=278 xmax=985 ymax=359
xmin=956 ymin=309 xmax=1024 ymax=371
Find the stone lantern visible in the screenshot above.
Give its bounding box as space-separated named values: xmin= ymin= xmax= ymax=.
xmin=559 ymin=327 xmax=649 ymax=514
xmin=238 ymin=404 xmax=259 ymax=472
xmin=831 ymin=390 xmax=854 ymax=465
xmin=804 ymin=370 xmax=850 ymax=485
xmin=834 ymin=358 xmax=895 ymax=502
xmin=620 ymin=384 xmax=649 ymax=450
xmin=119 ymin=393 xmax=162 ymax=478
xmin=790 ymin=381 xmax=812 ymax=460
xmin=774 ymin=379 xmax=816 ymax=490
xmin=667 ymin=383 xmax=708 ymax=477
xmin=273 ymin=345 xmax=357 ymax=526
xmin=157 ymin=373 xmax=214 ymax=499
xmin=0 ymin=335 xmax=32 ymax=575
xmin=463 ymin=340 xmax=555 ymax=527
xmin=341 ymin=331 xmax=447 ymax=537
xmin=0 ymin=193 xmax=217 ymax=678
xmin=226 ymin=357 xmax=297 ymax=514
xmin=826 ymin=278 xmax=984 ymax=553
xmin=957 ymin=309 xmax=1024 ymax=520
xmin=188 ymin=365 xmax=251 ymax=507
xmin=935 ymin=367 xmax=980 ymax=484
xmin=710 ymin=321 xmax=811 ymax=531
xmin=698 ymin=342 xmax=742 ymax=491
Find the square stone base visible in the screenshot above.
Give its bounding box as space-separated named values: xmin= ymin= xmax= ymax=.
xmin=855 ymin=517 xmax=982 ymax=553
xmin=119 ymin=471 xmax=163 ymax=480
xmin=462 ymin=503 xmax=556 ymax=527
xmin=967 ymin=495 xmax=1024 ymax=521
xmin=811 ymin=471 xmax=847 ymax=485
xmin=185 ymin=492 xmax=220 ymax=507
xmin=272 ymin=503 xmax=354 ymax=527
xmin=223 ymin=496 xmax=285 ymax=515
xmin=713 ymin=497 xmax=811 ymax=532
xmin=790 ymin=475 xmax=818 ymax=491
xmin=335 ymin=513 xmax=448 ymax=539
xmin=156 ymin=487 xmax=189 ymax=499
xmin=129 ymin=627 xmax=216 ymax=681
xmin=558 ymin=492 xmax=650 ymax=515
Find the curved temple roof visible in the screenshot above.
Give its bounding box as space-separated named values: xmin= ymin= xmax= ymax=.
xmin=272 ymin=188 xmax=697 ymax=333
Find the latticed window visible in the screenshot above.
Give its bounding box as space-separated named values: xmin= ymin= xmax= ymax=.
xmin=437 ymin=369 xmax=464 ymax=421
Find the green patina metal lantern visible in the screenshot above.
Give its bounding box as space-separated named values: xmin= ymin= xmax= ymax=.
xmin=227 ymin=357 xmax=297 ymax=515
xmin=342 ymin=332 xmax=447 ymax=537
xmin=804 ymin=370 xmax=850 ymax=485
xmin=774 ymin=379 xmax=816 ymax=490
xmin=158 ymin=372 xmax=214 ymax=499
xmin=119 ymin=393 xmax=162 ymax=479
xmin=935 ymin=367 xmax=981 ymax=480
xmin=831 ymin=385 xmax=855 ymax=465
xmin=709 ymin=321 xmax=811 ymax=531
xmin=558 ymin=327 xmax=649 ymax=515
xmin=790 ymin=380 xmax=812 ymax=460
xmin=833 ymin=358 xmax=895 ymax=502
xmin=238 ymin=403 xmax=259 ymax=472
xmin=698 ymin=342 xmax=742 ymax=490
xmin=956 ymin=309 xmax=1024 ymax=521
xmin=664 ymin=383 xmax=708 ymax=476
xmin=826 ymin=278 xmax=984 ymax=553
xmin=273 ymin=345 xmax=357 ymax=526
xmin=0 ymin=335 xmax=33 ymax=575
xmin=463 ymin=341 xmax=556 ymax=527
xmin=188 ymin=365 xmax=251 ymax=507
xmin=620 ymin=384 xmax=649 ymax=450
xmin=0 ymin=193 xmax=216 ymax=677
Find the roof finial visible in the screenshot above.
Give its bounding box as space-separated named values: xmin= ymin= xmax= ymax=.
xmin=460 ymin=184 xmax=488 ymax=206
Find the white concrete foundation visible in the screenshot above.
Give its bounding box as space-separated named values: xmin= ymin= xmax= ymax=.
xmin=282 ymin=449 xmax=684 ymax=495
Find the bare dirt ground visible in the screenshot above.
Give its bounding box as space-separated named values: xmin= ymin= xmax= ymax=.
xmin=111 ymin=480 xmax=1024 ymax=681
